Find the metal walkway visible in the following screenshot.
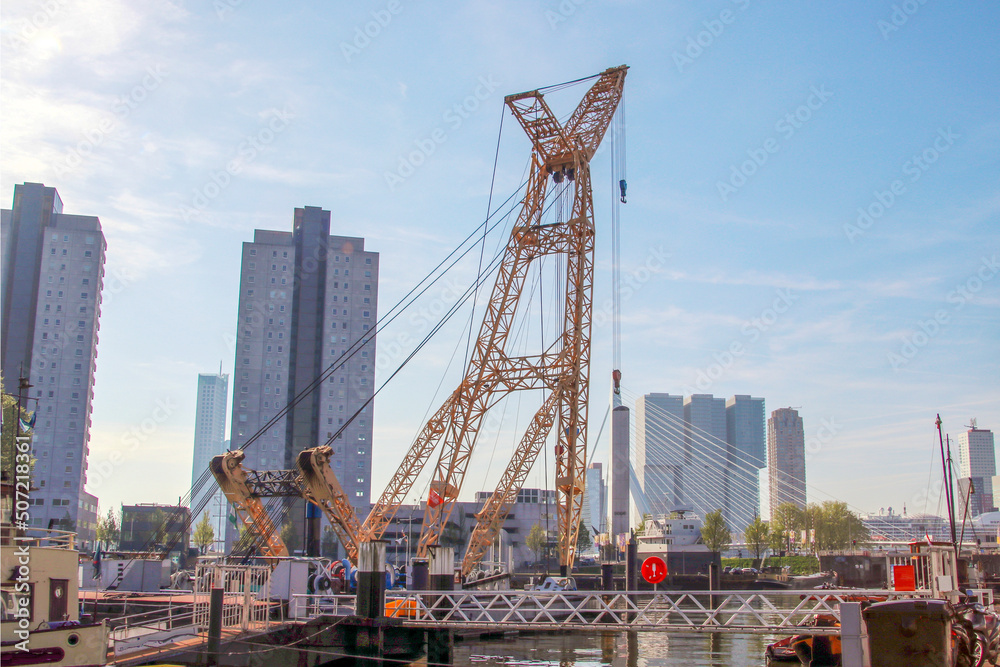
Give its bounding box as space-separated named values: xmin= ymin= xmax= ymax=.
xmin=362 ymin=589 xmax=934 ymax=634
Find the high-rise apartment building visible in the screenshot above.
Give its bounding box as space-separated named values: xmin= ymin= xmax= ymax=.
xmin=228 ymin=206 xmax=378 ymax=546
xmin=634 ymin=392 xmax=764 ymax=530
xmin=191 ymin=372 xmax=229 ymax=551
xmin=1 ymin=183 xmax=106 ymax=531
xmin=767 ymin=407 xmax=806 ymax=511
xmin=726 ymin=395 xmax=765 ymax=531
xmin=957 ymin=426 xmax=996 ymax=479
xmin=956 ymin=426 xmax=996 ymax=516
xmin=683 ymin=394 xmax=728 ymax=518
xmin=634 ymin=393 xmax=684 ymax=515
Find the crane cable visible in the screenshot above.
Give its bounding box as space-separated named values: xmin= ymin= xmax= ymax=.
xmin=611 ymin=93 xmax=626 ymax=374
xmin=464 ymin=106 xmax=505 ymax=368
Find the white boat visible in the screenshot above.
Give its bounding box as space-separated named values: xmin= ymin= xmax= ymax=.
xmin=1 ymin=483 xmax=109 ymax=667
xmin=634 ymin=507 xmax=711 ymax=558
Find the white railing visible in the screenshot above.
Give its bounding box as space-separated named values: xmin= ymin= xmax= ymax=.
xmin=288 ymin=594 xmax=356 ymax=619
xmin=107 ymin=603 xmax=200 ymax=657
xmin=1 ymin=526 xmax=76 ymax=549
xmin=193 ymin=564 xmax=275 ymax=632
xmin=377 ymin=589 xmax=936 ymax=633
xmin=887 ymin=552 xmax=933 ymax=590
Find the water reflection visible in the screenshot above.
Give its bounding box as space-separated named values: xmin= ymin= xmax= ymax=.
xmin=449 ymin=630 xmax=780 ymax=666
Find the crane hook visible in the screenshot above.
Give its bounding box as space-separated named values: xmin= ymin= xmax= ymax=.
xmin=619 ymin=179 xmax=627 ymax=204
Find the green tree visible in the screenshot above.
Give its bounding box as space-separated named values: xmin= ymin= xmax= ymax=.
xmin=193 ymin=512 xmax=215 ymax=554
xmin=526 ymin=523 xmax=546 ymax=566
xmin=96 ymin=508 xmax=120 ymax=549
xmin=635 ymin=513 xmax=651 ymax=535
xmin=1 ymin=375 xmax=35 ymax=486
xmin=743 ymin=515 xmax=770 ymax=559
xmin=280 ymin=521 xmax=300 ymax=554
xmin=701 ymin=509 xmax=731 ymax=553
xmin=806 ymin=501 xmax=870 ymax=551
xmin=768 ymin=502 xmax=805 ymax=553
xmin=576 ymin=521 xmax=592 ymax=552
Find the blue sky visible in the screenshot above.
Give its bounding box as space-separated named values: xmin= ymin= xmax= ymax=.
xmin=2 ymin=1 xmax=997 ymax=523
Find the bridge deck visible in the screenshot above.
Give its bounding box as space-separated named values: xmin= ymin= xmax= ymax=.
xmin=355 ymin=589 xmax=931 ymax=634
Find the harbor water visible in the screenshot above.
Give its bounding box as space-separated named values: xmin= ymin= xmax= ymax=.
xmin=441 ymin=630 xmax=782 ymax=666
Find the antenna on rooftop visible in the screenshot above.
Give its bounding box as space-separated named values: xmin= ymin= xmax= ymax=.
xmin=967 ymin=418 xmax=978 ymax=430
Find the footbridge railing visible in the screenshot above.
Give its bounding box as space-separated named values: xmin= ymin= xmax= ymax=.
xmin=372 ymin=589 xmax=935 ymax=634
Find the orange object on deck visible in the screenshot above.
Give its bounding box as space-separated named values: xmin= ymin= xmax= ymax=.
xmin=893 ymin=564 xmax=916 ymax=591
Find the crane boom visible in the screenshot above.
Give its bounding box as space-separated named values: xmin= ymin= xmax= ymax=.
xmin=210 ymin=451 xmax=290 ymax=559
xmin=295 ymin=446 xmax=362 ymax=563
xmin=417 ymin=66 xmax=628 ymax=567
xmin=357 ymin=392 xmax=458 ymax=542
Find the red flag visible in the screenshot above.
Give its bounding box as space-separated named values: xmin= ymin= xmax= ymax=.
xmin=428 ymin=489 xmax=443 ymax=508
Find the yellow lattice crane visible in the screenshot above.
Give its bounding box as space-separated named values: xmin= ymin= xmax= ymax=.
xmin=359 ymin=65 xmax=629 ymax=572
xmin=210 ymin=451 xmax=290 ymax=559
xmin=295 ymin=446 xmax=362 ymax=563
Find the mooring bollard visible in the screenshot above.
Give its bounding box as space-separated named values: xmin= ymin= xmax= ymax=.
xmin=708 ymin=562 xmax=720 ymax=610
xmin=427 ymin=628 xmax=452 ymax=666
xmin=356 ymin=540 xmax=388 ymax=619
xmin=410 ymin=558 xmax=429 ymax=591
xmin=206 ymin=587 xmax=224 ymax=666
xmin=601 ymin=562 xmax=615 ymax=623
xmin=426 ymin=547 xmax=454 ymax=665
xmin=602 ymin=562 xmax=614 ymax=591
xmin=429 ymin=546 xmax=455 ymax=592
xmin=625 ymin=536 xmax=637 ymax=620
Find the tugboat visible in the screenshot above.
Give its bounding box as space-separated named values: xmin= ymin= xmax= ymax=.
xmin=1 ymin=479 xmax=109 ymax=666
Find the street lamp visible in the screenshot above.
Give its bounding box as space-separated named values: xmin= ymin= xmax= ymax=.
xmin=405 ymin=504 xmax=413 ymax=568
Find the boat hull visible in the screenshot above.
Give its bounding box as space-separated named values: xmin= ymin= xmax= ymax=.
xmin=0 ymin=624 xmax=108 ymax=667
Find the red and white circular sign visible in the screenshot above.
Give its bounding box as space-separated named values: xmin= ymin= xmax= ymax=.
xmin=641 ymin=556 xmax=667 ymax=584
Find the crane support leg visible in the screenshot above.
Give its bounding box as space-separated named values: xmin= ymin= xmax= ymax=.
xmin=462 ymin=388 xmax=562 ymax=575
